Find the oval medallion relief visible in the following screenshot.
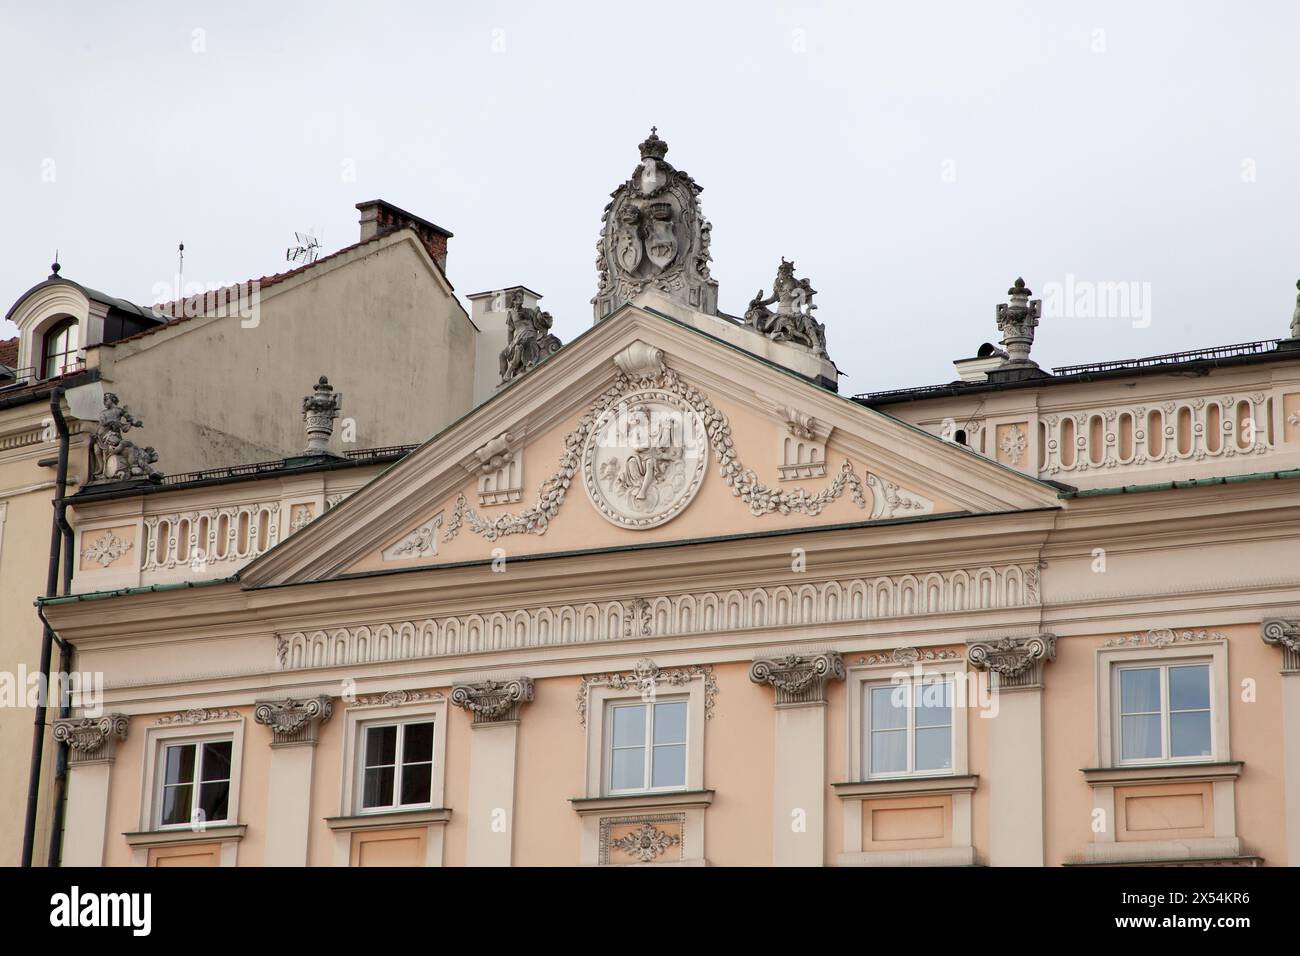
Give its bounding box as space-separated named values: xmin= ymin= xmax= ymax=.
xmin=582 ymin=389 xmax=709 ymax=529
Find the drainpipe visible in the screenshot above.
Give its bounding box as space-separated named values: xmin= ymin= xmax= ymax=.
xmin=20 ymin=388 xmax=71 ymax=867
xmin=46 ymin=451 xmax=78 ymax=867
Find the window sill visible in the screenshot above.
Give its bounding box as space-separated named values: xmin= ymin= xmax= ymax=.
xmin=1070 ymin=837 xmax=1251 ymax=866
xmin=124 ymin=824 xmax=247 ymax=848
xmin=1080 ymin=762 xmax=1242 ymax=786
xmin=325 ymin=808 xmax=452 ymax=832
xmin=837 ymin=847 xmax=976 ymax=867
xmin=569 ymin=790 xmax=715 ymax=816
xmin=832 ymin=775 xmax=979 ymax=799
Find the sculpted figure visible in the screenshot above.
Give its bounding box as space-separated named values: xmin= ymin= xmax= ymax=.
xmin=92 ymin=392 xmax=159 ymax=482
xmin=499 ymin=291 xmax=562 ymax=384
xmin=744 ymin=259 xmax=829 ymax=359
xmin=1291 ymin=279 xmax=1300 ymax=339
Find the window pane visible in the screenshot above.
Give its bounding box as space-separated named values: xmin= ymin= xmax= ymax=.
xmin=871 ymin=685 xmax=907 ymax=730
xmin=161 ymin=784 xmax=193 ymax=826
xmin=1121 ymin=714 xmax=1162 ymax=760
xmin=1120 ymin=668 xmax=1160 ymax=714
xmin=610 ymin=747 xmax=645 ymax=791
xmin=365 ymin=725 xmax=397 ymax=767
xmin=1171 ymin=711 xmax=1212 ymax=758
xmin=915 ymin=681 xmax=952 ymax=728
xmin=164 ymin=744 xmax=196 ymax=786
xmin=653 ymin=701 xmax=687 ymax=745
xmin=915 ymin=726 xmax=952 ymax=772
xmin=198 ymin=781 xmax=229 ymax=822
xmin=400 ymin=763 xmax=432 ymax=805
xmin=870 ymin=729 xmax=907 ymax=774
xmin=651 ymin=744 xmax=687 ymax=788
xmin=200 ymin=741 xmax=232 ymax=782
xmin=402 ymin=722 xmax=434 ymax=764
xmin=362 ymin=766 xmax=394 ymax=808
xmin=1169 ymin=665 xmax=1210 ymax=712
xmin=612 ymin=705 xmax=646 ymax=748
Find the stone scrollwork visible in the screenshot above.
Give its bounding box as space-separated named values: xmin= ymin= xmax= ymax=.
xmin=594 ymin=129 xmax=718 ymax=320
xmin=253 ymin=695 xmax=333 ymax=746
xmin=450 ymin=677 xmax=535 ymax=724
xmin=749 ymin=651 xmax=845 ymax=704
xmin=1103 ymin=629 xmax=1224 ymax=649
xmin=966 ymin=633 xmax=1056 ymax=689
xmin=52 ymin=713 xmax=129 ymax=764
xmin=994 ymin=277 xmax=1042 ymax=368
xmin=608 ymin=822 xmax=681 ymax=863
xmin=302 ymin=376 xmax=343 ymax=456
xmin=576 ymin=659 xmax=717 ymax=726
xmin=382 ymin=512 xmax=444 ymax=561
xmin=81 ymin=529 xmax=133 ymax=568
xmin=442 ymin=345 xmax=904 ymax=542
xmin=1261 ymin=618 xmax=1300 ymax=671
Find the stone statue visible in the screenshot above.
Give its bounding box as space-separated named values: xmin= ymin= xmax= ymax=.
xmin=744 ymin=258 xmax=829 ymax=359
xmin=1291 ymin=279 xmax=1300 ymax=340
xmin=995 ymin=277 xmax=1042 ymax=367
xmin=91 ymin=392 xmax=161 ymax=482
xmin=499 ymin=290 xmax=562 ymax=384
xmin=302 ymin=376 xmax=343 ymax=456
xmin=593 ymin=128 xmax=718 ymax=320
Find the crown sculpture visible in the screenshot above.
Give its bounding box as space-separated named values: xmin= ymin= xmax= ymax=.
xmin=91 ymin=392 xmax=161 ymax=483
xmin=500 ymin=290 xmax=563 ymax=385
xmin=593 ymin=128 xmax=718 ymax=320
xmin=743 ymin=258 xmax=830 ymax=361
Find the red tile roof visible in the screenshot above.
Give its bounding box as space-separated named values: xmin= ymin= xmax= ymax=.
xmin=0 ymin=336 xmax=17 ymax=369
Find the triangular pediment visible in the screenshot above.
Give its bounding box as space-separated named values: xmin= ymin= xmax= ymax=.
xmin=239 ymin=308 xmax=1061 ymax=588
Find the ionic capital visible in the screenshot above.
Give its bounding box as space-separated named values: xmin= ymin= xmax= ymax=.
xmin=966 ymin=633 xmax=1056 ymax=690
xmin=52 ymin=713 xmax=129 ymax=765
xmin=749 ymin=651 xmax=845 ymax=705
xmin=253 ymin=696 xmax=333 ymax=746
xmin=451 ymin=677 xmax=535 ymax=724
xmin=1262 ymin=619 xmax=1300 ymax=672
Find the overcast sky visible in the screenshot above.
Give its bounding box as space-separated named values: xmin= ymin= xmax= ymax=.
xmin=3 ymin=1 xmax=1298 ymax=392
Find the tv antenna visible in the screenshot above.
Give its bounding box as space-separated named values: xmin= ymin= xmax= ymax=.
xmin=286 ymin=229 xmax=321 ymax=266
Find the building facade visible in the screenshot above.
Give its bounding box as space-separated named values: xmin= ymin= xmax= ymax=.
xmin=28 ymin=133 xmax=1300 ymax=867
xmin=0 ymin=199 xmax=490 ymax=865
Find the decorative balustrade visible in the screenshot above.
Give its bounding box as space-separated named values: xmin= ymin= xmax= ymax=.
xmin=142 ymin=502 xmax=281 ymax=571
xmin=1038 ymin=391 xmax=1273 ymax=476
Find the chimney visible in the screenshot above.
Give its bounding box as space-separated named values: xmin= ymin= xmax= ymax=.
xmin=356 ymin=199 xmax=453 ymax=272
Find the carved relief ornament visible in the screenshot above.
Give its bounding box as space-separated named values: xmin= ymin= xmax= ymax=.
xmin=52 ymin=714 xmax=129 ymax=764
xmin=749 ymin=651 xmax=845 ymax=704
xmin=1262 ymin=618 xmax=1300 ymax=671
xmin=253 ymin=696 xmax=333 ymax=746
xmin=450 ymin=677 xmax=535 ymax=724
xmin=440 ymin=343 xmax=923 ymax=541
xmin=966 ymin=633 xmax=1056 ymax=689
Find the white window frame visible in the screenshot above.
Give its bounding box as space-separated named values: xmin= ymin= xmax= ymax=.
xmin=340 ymin=696 xmax=448 ymax=817
xmin=138 ymin=714 xmax=245 ymax=839
xmin=355 ymin=717 xmax=438 ymax=813
xmin=584 ymin=676 xmax=706 ymax=799
xmin=604 ymin=697 xmax=690 ymax=796
xmin=846 ymin=663 xmax=969 ymax=782
xmin=1112 ymin=659 xmax=1215 ymax=766
xmin=154 ymin=735 xmax=234 ymax=830
xmin=1096 ymin=640 xmax=1229 ymax=768
xmin=862 ymin=676 xmax=956 ymax=779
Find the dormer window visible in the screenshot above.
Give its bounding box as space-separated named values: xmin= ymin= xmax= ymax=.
xmin=42 ymin=318 xmax=80 ymax=378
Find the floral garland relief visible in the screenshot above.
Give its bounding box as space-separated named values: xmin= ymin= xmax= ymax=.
xmin=443 ymin=360 xmax=919 ymax=543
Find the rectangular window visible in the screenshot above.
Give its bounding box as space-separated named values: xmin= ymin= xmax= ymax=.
xmin=1117 ymin=662 xmax=1212 ymax=763
xmin=360 ymin=720 xmax=435 ymax=811
xmin=158 ymin=738 xmax=232 ymax=828
xmin=864 ymin=679 xmax=953 ymax=778
xmin=606 ymin=699 xmax=688 ymax=794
